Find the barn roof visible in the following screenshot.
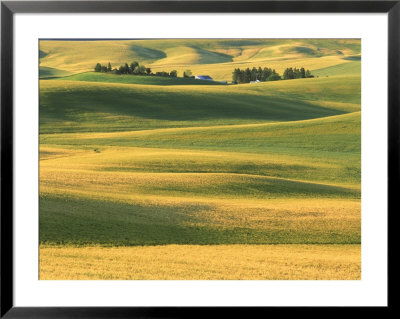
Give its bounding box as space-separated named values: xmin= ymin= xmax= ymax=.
xmin=195 ymin=75 xmax=213 ymax=80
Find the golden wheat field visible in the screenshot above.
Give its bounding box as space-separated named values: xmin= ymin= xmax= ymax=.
xmin=39 ymin=39 xmax=361 ymax=280
xmin=40 ymin=244 xmax=361 ymax=280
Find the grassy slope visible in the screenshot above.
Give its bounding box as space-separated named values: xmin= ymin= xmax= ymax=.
xmin=39 ymin=66 xmax=74 ymax=79
xmin=150 ymin=46 xmax=233 ymax=65
xmin=39 ymin=194 xmax=360 ymax=245
xmin=313 ymin=61 xmax=361 ymax=77
xmin=40 ymin=116 xmax=360 ymax=246
xmin=39 ymin=40 xmax=166 ymax=72
xmin=39 ymin=75 xmax=360 ymax=133
xmin=39 ymin=67 xmax=361 ymax=247
xmin=39 ymin=41 xmax=361 ymax=279
xmin=41 ymin=112 xmax=360 ymax=176
xmin=55 ymin=72 xmax=224 ymax=85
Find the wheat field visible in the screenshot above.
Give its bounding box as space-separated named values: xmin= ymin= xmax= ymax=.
xmin=40 ymin=244 xmax=361 ymax=280
xmin=39 ymin=39 xmax=361 ymax=280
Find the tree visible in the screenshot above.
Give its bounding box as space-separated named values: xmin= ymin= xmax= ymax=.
xmin=283 ymin=67 xmax=295 ymax=79
xmin=94 ymin=63 xmax=102 ymax=72
xmin=267 ymin=73 xmax=281 ymax=81
xmin=293 ymin=67 xmax=301 ymax=79
xmin=288 ymin=67 xmax=294 ymax=79
xmin=282 ymin=68 xmax=288 ymax=79
xmin=146 ymin=68 xmax=152 ymax=75
xmin=170 ymin=70 xmax=177 ymax=77
xmin=232 ymin=68 xmax=241 ymax=84
xmin=119 ymin=65 xmax=126 ymax=74
xmin=257 ymin=67 xmax=263 ymax=80
xmin=300 ymin=67 xmax=306 ymax=78
xmin=107 ymin=62 xmax=112 ymax=72
xmin=261 ymin=67 xmax=272 ymax=81
xmin=123 ymin=63 xmax=130 ymax=74
xmin=183 ymin=69 xmax=192 ymax=78
xmin=137 ymin=65 xmax=146 ymax=75
xmin=305 ymin=69 xmax=314 ymax=78
xmin=130 ymin=61 xmax=139 ymax=72
xmin=251 ymin=67 xmax=258 ymax=81
xmin=156 ymin=71 xmax=169 ymax=77
xmin=243 ymin=68 xmax=252 ymax=83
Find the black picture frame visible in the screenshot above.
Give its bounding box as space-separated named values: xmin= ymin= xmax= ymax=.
xmin=1 ymin=1 xmax=395 ymax=317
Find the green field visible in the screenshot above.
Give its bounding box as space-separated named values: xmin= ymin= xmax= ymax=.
xmin=39 ymin=39 xmax=361 ymax=280
xmin=313 ymin=61 xmax=361 ymax=77
xmin=54 ymin=71 xmax=225 ymax=85
xmin=39 ymin=66 xmax=74 ymax=78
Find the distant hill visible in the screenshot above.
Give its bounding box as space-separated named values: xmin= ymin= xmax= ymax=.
xmin=39 ymin=39 xmax=361 ymax=81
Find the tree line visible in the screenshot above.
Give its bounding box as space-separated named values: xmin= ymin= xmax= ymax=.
xmin=94 ymin=62 xmax=178 ymax=77
xmin=232 ymin=67 xmax=280 ymax=84
xmin=282 ymin=67 xmax=314 ymax=80
xmin=232 ymin=66 xmax=314 ymax=84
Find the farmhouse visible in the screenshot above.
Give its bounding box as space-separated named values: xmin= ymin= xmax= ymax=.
xmin=195 ymin=75 xmax=213 ymax=81
xmin=249 ymin=80 xmax=260 ymax=84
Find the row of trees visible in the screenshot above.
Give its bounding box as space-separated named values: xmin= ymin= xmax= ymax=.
xmin=232 ymin=67 xmax=280 ymax=84
xmin=154 ymin=70 xmax=177 ymax=77
xmin=232 ymin=66 xmax=314 ymax=84
xmin=282 ymin=67 xmax=314 ymax=80
xmin=94 ymin=62 xmax=113 ymax=73
xmin=94 ymin=62 xmax=177 ymax=77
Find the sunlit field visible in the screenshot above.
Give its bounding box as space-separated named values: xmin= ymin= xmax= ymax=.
xmin=39 ymin=39 xmax=361 ymax=280
xmin=40 ymin=244 xmax=361 ymax=280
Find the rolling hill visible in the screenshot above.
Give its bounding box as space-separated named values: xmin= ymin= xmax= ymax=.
xmin=39 ymin=39 xmax=361 ymax=280
xmin=39 ymin=74 xmax=360 ymax=133
xmin=39 ymin=39 xmax=361 ymax=80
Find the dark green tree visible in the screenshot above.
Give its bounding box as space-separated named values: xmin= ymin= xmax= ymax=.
xmin=119 ymin=65 xmax=126 ymax=74
xmin=300 ymin=67 xmax=306 ymax=78
xmin=232 ymin=68 xmax=241 ymax=83
xmin=130 ymin=61 xmax=139 ymax=72
xmin=156 ymin=71 xmax=169 ymax=77
xmin=257 ymin=67 xmax=263 ymax=80
xmin=94 ymin=63 xmax=102 ymax=72
xmin=251 ymin=67 xmax=258 ymax=81
xmin=123 ymin=63 xmax=129 ymax=74
xmin=267 ymin=73 xmax=281 ymax=81
xmin=293 ymin=68 xmax=300 ymax=78
xmin=262 ymin=67 xmax=272 ymax=81
xmin=244 ymin=68 xmax=252 ymax=83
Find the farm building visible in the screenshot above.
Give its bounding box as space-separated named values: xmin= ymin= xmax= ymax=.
xmin=195 ymin=75 xmax=213 ymax=81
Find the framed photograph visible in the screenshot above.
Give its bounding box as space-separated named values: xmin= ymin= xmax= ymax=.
xmin=1 ymin=0 xmax=394 ymax=317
